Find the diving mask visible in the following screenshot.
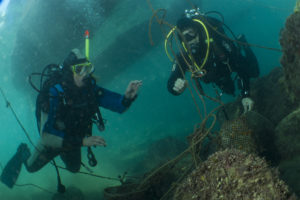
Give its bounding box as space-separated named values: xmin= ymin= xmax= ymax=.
xmin=72 ymin=62 xmax=94 ymax=75
xmin=183 ymin=32 xmax=197 ymax=42
xmin=182 ymin=29 xmax=198 ymax=42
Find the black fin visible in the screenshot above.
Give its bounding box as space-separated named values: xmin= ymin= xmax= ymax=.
xmin=0 ymin=143 xmax=30 ymax=188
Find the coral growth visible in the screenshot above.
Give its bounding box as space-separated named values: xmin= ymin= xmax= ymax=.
xmin=174 ymin=149 xmax=296 ymax=200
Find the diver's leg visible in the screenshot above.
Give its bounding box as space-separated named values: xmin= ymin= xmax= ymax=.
xmin=25 ymin=133 xmax=63 ymax=172
xmin=60 ymin=148 xmax=81 ymax=173
xmin=26 ymin=112 xmax=64 ymax=172
xmin=237 ymin=34 xmax=260 ymax=78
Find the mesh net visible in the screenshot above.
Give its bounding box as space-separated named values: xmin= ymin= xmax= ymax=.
xmin=218 ymin=116 xmax=257 ymax=154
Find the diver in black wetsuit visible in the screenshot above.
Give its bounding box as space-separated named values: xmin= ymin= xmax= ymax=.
xmin=167 ymin=10 xmax=259 ymax=113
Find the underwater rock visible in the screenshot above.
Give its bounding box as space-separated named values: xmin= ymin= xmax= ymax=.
xmin=279 ymin=156 xmax=300 ymax=196
xmin=275 ymin=106 xmax=300 ymax=196
xmin=173 ymin=149 xmax=297 ymax=200
xmin=280 ymin=11 xmax=300 ymax=103
xmin=250 ymin=67 xmax=297 ymax=125
xmin=244 ymin=111 xmax=280 ymax=165
xmin=275 ymin=107 xmax=300 ymax=160
xmin=52 ymin=186 xmax=85 ymax=200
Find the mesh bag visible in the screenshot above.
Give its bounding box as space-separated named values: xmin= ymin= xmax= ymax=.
xmin=218 ymin=115 xmax=257 ymax=154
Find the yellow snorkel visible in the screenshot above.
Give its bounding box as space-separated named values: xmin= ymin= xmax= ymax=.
xmin=164 ymin=19 xmax=211 ymax=73
xmin=85 ymin=30 xmax=90 ymax=60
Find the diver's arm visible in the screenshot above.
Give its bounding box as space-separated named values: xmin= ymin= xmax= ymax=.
xmin=238 ymin=75 xmax=250 ymax=98
xmin=237 ymin=73 xmax=255 ymax=113
xmin=235 ymin=60 xmax=251 ymax=98
xmin=167 ymin=59 xmax=188 ymax=95
xmin=96 ymin=86 xmax=136 ymax=113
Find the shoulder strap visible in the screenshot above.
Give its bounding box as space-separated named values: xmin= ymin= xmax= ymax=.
xmin=89 ymin=80 xmax=106 ymax=132
xmin=53 ymin=83 xmax=67 ymax=105
xmin=54 ymin=83 xmax=64 ymax=93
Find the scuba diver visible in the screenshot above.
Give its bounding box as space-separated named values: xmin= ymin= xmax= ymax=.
xmin=167 ymin=8 xmax=259 ymax=113
xmin=0 ymin=46 xmax=142 ymax=189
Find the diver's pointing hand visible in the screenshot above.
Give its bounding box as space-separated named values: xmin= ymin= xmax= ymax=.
xmin=83 ymin=136 xmax=106 ymax=147
xmin=125 ymin=80 xmax=142 ymax=99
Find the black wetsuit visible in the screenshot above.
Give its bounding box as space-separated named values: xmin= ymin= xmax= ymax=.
xmin=167 ymin=16 xmax=259 ymax=97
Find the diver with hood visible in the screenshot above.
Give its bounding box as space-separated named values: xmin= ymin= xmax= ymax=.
xmin=0 ymin=46 xmax=142 ymax=190
xmin=167 ymin=8 xmax=259 ymax=113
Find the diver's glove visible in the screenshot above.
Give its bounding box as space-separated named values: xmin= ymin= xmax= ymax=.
xmin=173 ymin=78 xmax=187 ymax=94
xmin=242 ymin=97 xmax=254 ymax=113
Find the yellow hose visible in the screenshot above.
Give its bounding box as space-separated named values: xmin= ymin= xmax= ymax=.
xmin=164 ymin=18 xmax=211 ymax=71
xmin=164 ymin=27 xmax=176 ymax=62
